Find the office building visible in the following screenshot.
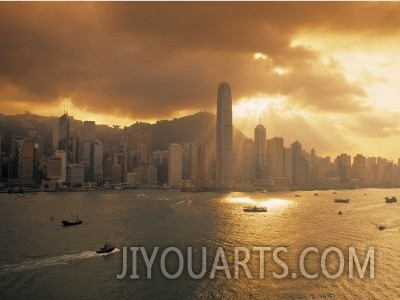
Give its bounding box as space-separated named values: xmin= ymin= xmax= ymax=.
xmin=216 ymin=82 xmax=233 ymax=188
xmin=168 ymin=143 xmax=182 ymax=188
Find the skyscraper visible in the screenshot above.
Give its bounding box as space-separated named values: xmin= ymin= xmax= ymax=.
xmin=91 ymin=139 xmax=103 ymax=185
xmin=82 ymin=121 xmax=95 ymax=181
xmin=254 ymin=123 xmax=266 ymax=179
xmin=267 ymin=137 xmax=284 ymax=178
xmin=168 ymin=143 xmax=182 ymax=188
xmin=242 ymin=138 xmax=254 ymax=184
xmin=291 ymin=141 xmax=309 ymax=187
xmin=216 ymin=82 xmax=233 ymax=188
xmin=21 ymin=138 xmax=34 ymax=186
xmin=58 ymin=113 xmax=70 ymax=153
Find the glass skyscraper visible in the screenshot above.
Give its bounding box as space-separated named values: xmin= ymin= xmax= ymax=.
xmin=216 ymin=82 xmax=233 ymax=188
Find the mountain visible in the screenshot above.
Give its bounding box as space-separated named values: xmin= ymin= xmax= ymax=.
xmin=131 ymin=111 xmax=248 ymax=151
xmin=0 ymin=111 xmax=249 ymax=154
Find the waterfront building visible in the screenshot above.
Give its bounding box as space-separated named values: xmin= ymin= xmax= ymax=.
xmin=82 ymin=121 xmax=95 ymax=181
xmin=168 ymin=143 xmax=182 ymax=188
xmin=267 ymin=137 xmax=284 ymax=178
xmin=254 ymin=124 xmax=266 ymax=179
xmin=242 ymin=138 xmax=254 ymax=184
xmin=48 ymin=150 xmax=66 ymax=184
xmin=69 ymin=163 xmax=85 ymax=187
xmin=21 ymin=138 xmax=34 ymax=186
xmin=91 ymin=139 xmax=103 ymax=185
xmin=336 ymin=153 xmax=351 ymax=182
xmin=216 ymin=82 xmax=233 ymax=188
xmin=352 ymin=154 xmax=367 ymax=182
xmin=291 ymin=141 xmax=308 ymax=187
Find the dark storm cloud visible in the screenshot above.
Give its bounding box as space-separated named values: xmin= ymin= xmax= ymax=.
xmin=0 ymin=2 xmax=399 ymax=119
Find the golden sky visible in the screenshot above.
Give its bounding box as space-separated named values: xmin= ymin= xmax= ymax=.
xmin=1 ymin=2 xmax=400 ymax=158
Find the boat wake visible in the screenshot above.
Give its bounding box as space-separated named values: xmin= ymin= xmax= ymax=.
xmin=97 ymin=247 xmax=120 ymax=257
xmin=171 ymin=199 xmax=192 ymax=208
xmin=2 ymin=248 xmax=120 ymax=273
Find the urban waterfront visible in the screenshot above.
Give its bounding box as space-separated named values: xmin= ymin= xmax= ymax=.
xmin=1 ymin=188 xmax=400 ymax=299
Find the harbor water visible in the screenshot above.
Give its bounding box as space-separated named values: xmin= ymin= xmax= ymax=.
xmin=1 ymin=188 xmax=399 ymax=299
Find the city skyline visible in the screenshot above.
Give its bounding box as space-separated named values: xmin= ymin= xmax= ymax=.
xmin=1 ymin=2 xmax=400 ymax=158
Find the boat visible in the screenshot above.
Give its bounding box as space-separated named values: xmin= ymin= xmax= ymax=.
xmin=334 ymin=198 xmax=350 ymax=203
xmin=243 ymin=205 xmax=267 ymax=212
xmin=385 ymin=196 xmax=397 ymax=203
xmin=96 ymin=243 xmax=116 ymax=254
xmin=61 ymin=214 xmax=83 ymax=226
xmin=338 ymin=210 xmax=343 ymax=215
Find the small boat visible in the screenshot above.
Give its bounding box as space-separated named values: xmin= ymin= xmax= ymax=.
xmin=50 ymin=215 xmax=55 ymax=221
xmin=96 ymin=243 xmax=116 ymax=254
xmin=385 ymin=196 xmax=397 ymax=203
xmin=314 ymin=193 xmax=319 ymax=196
xmin=243 ymin=205 xmax=267 ymax=212
xmin=61 ymin=214 xmax=83 ymax=226
xmin=334 ymin=198 xmax=350 ymax=203
xmin=338 ymin=210 xmax=343 ymax=215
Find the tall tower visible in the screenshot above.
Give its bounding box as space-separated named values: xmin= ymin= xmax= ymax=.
xmin=254 ymin=123 xmax=266 ymax=179
xmin=58 ymin=113 xmax=69 ymax=152
xmin=216 ymin=82 xmax=233 ymax=188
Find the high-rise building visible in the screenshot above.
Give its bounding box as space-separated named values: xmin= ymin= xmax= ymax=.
xmin=352 ymin=154 xmax=366 ymax=181
xmin=21 ymin=138 xmax=34 ymax=186
xmin=58 ymin=113 xmax=70 ymax=153
xmin=152 ymin=150 xmax=169 ymax=186
xmin=47 ymin=150 xmax=66 ymax=184
xmin=91 ymin=139 xmax=103 ymax=185
xmin=254 ymin=124 xmax=266 ymax=179
xmin=291 ymin=141 xmax=308 ymax=187
xmin=168 ymin=143 xmax=182 ymax=188
xmin=242 ymin=138 xmax=254 ymax=184
xmin=216 ymin=82 xmax=233 ymax=188
xmin=266 ymin=137 xmax=284 ymax=178
xmin=182 ymin=143 xmax=191 ymax=180
xmin=336 ymin=153 xmax=351 ymax=182
xmin=284 ymin=147 xmax=292 ymax=178
xmin=82 ymin=121 xmax=95 ymax=181
xmin=69 ymin=164 xmax=85 ymax=187
xmin=189 ymin=142 xmax=208 ymax=188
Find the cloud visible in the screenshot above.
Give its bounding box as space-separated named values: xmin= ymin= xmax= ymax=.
xmin=342 ymin=112 xmax=400 ymax=138
xmin=0 ymin=2 xmax=399 ymax=121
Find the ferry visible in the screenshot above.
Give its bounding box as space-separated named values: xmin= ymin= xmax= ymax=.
xmin=334 ymin=198 xmax=350 ymax=203
xmin=96 ymin=243 xmax=116 ymax=254
xmin=243 ymin=205 xmax=267 ymax=213
xmin=61 ymin=214 xmax=83 ymax=226
xmin=385 ymin=196 xmax=397 ymax=203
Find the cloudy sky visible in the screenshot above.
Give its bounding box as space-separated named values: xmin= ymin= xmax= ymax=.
xmin=1 ymin=2 xmax=400 ymax=159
